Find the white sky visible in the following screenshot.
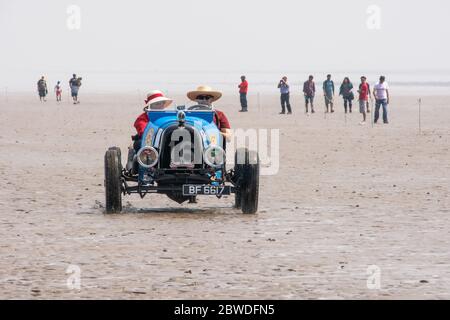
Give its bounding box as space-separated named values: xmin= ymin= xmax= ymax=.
xmin=1 ymin=0 xmax=450 ymax=91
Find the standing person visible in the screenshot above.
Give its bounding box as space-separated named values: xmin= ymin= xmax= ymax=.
xmin=339 ymin=77 xmax=354 ymax=113
xmin=37 ymin=76 xmax=48 ymax=102
xmin=303 ymin=75 xmax=316 ymax=114
xmin=357 ymin=76 xmax=371 ymax=125
xmin=359 ymin=77 xmax=371 ymax=113
xmin=323 ymin=74 xmax=335 ymax=113
xmin=238 ymin=75 xmax=248 ymax=112
xmin=373 ymin=76 xmax=390 ymax=124
xmin=69 ymin=74 xmax=81 ymax=104
xmin=54 ymin=81 xmax=62 ymax=102
xmin=277 ymin=76 xmax=292 ymax=114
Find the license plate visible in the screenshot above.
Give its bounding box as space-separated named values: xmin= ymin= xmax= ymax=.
xmin=182 ymin=184 xmax=231 ymax=196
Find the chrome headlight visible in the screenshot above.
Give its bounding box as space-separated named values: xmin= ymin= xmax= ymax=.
xmin=137 ymin=146 xmax=159 ymax=168
xmin=203 ymin=145 xmax=225 ymax=168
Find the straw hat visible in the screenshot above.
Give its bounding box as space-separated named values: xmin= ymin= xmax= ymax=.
xmin=187 ymin=85 xmax=222 ymax=102
xmin=144 ymin=90 xmax=173 ymax=109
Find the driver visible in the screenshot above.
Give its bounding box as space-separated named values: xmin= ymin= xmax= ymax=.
xmin=187 ymin=85 xmax=231 ymax=139
xmin=133 ymin=90 xmax=173 ymax=150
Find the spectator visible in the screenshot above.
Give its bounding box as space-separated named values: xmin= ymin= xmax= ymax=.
xmin=303 ymin=75 xmax=316 ymax=114
xmin=373 ymin=76 xmax=390 ymax=124
xmin=323 ymin=74 xmax=335 ymax=113
xmin=358 ymin=76 xmax=371 ymax=125
xmin=359 ymin=78 xmax=371 ymax=113
xmin=54 ymin=81 xmax=62 ymax=102
xmin=37 ymin=76 xmax=48 ymax=102
xmin=277 ymin=76 xmax=292 ymax=114
xmin=339 ymin=77 xmax=354 ymax=113
xmin=69 ymin=74 xmax=81 ymax=104
xmin=238 ymin=75 xmax=248 ymax=112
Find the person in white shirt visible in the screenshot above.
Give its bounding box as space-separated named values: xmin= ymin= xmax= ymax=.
xmin=373 ymin=76 xmax=390 ymax=124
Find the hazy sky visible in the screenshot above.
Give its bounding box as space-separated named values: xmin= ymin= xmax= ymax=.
xmin=1 ymin=0 xmax=450 ymax=91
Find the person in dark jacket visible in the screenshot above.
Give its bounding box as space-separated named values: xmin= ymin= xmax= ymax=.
xmin=339 ymin=77 xmax=354 ymax=113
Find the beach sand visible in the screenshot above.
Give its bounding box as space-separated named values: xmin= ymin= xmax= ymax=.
xmin=0 ymin=92 xmax=449 ymax=299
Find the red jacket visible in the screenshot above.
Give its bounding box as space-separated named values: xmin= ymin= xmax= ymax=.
xmin=133 ymin=110 xmax=231 ymax=136
xmin=134 ymin=112 xmax=149 ymax=136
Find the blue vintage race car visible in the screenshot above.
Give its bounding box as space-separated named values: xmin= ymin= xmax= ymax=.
xmin=104 ymin=104 xmax=259 ymax=214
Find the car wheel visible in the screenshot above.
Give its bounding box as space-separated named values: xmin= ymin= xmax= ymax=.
xmin=234 ymin=149 xmax=244 ymax=209
xmin=236 ymin=148 xmax=259 ymax=214
xmin=104 ymin=147 xmax=122 ymax=213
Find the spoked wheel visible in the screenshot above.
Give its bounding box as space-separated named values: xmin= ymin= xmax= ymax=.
xmin=104 ymin=147 xmax=123 ymax=213
xmin=234 ymin=148 xmax=259 ymax=214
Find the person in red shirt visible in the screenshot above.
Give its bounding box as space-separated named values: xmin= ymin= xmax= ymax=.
xmin=357 ymin=76 xmax=371 ymax=125
xmin=133 ymin=90 xmax=173 ymax=150
xmin=187 ymin=85 xmax=231 ymax=140
xmin=238 ymin=75 xmax=248 ymax=112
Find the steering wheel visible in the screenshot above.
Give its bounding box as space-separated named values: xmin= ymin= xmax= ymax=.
xmin=187 ymin=104 xmax=212 ymax=111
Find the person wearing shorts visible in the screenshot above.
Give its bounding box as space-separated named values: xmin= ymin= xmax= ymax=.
xmin=303 ymin=75 xmax=316 ymax=114
xmin=69 ymin=74 xmax=80 ymax=104
xmin=55 ymin=81 xmax=62 ymax=102
xmin=358 ymin=76 xmax=370 ymax=125
xmin=37 ymin=76 xmax=47 ymax=102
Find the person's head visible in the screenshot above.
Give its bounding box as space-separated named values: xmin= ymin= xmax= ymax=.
xmin=187 ymin=85 xmax=222 ymax=107
xmin=57 ymin=81 xmax=60 ymax=84
xmin=241 ymin=75 xmax=246 ymax=81
xmin=327 ymin=74 xmax=331 ymax=80
xmin=41 ymin=76 xmax=45 ymax=80
xmin=343 ymin=77 xmax=350 ymax=84
xmin=144 ymin=90 xmax=173 ymax=111
xmin=72 ymin=74 xmax=76 ymax=78
xmin=282 ymin=76 xmax=287 ymax=82
xmin=379 ymin=76 xmax=386 ymax=83
xmin=308 ymin=75 xmax=314 ymax=81
xmin=361 ymin=76 xmax=367 ymax=83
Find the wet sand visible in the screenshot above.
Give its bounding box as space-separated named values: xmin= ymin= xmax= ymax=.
xmin=0 ymin=92 xmax=449 ymax=299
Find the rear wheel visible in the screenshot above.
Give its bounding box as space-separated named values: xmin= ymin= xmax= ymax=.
xmin=234 ymin=150 xmax=243 ymax=209
xmin=104 ymin=147 xmax=122 ymax=213
xmin=235 ymin=148 xmax=259 ymax=214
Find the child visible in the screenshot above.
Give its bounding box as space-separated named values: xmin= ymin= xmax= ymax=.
xmin=55 ymin=81 xmax=62 ymax=102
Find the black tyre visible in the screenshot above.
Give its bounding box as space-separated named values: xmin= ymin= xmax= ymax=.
xmin=235 ymin=148 xmax=259 ymax=214
xmin=104 ymin=147 xmax=122 ymax=213
xmin=234 ymin=149 xmax=244 ymax=209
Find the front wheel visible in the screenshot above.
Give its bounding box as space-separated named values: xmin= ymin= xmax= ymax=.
xmin=104 ymin=147 xmax=122 ymax=213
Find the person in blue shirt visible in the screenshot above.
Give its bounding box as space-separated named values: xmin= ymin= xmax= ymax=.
xmin=323 ymin=74 xmax=335 ymax=113
xmin=277 ymin=76 xmax=292 ymax=114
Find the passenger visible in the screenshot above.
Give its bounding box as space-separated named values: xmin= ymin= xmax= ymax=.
xmin=133 ymin=90 xmax=173 ymax=151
